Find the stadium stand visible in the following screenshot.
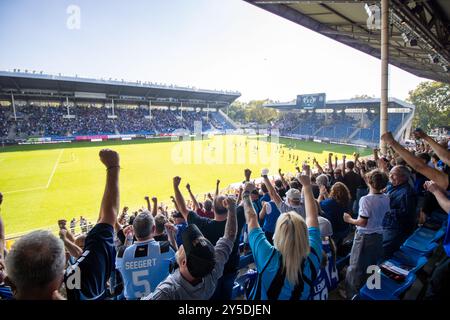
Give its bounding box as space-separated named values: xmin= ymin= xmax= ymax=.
xmin=0 ymin=71 xmax=240 ymax=141
xmin=268 ymin=98 xmax=415 ymax=147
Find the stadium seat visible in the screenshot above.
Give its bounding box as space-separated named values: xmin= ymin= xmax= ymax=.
xmin=359 ymin=270 xmax=417 ymax=300
xmin=232 ymin=269 xmax=258 ymax=299
xmin=402 ymin=226 xmax=445 ymax=254
xmin=429 ymin=211 xmax=448 ymax=225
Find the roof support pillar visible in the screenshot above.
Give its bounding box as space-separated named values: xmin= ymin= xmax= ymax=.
xmin=66 ymin=96 xmax=70 ymax=116
xmin=11 ymin=92 xmax=17 ymax=121
xmin=380 ymin=0 xmax=389 ymax=154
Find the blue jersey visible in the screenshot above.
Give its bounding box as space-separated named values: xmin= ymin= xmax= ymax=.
xmin=116 ymin=239 xmax=175 ymax=300
xmin=249 ymin=227 xmax=322 ymax=300
xmin=308 ymin=240 xmax=339 ymax=300
xmin=175 ymin=222 xmax=188 ymax=247
xmin=262 ymin=201 xmax=281 ymax=234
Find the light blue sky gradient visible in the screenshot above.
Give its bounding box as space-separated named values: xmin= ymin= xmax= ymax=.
xmin=0 ymin=0 xmax=426 ymax=102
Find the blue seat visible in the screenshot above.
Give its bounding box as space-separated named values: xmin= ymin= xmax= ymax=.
xmin=359 ymin=270 xmax=416 ymax=300
xmin=430 ymin=211 xmax=448 ymax=225
xmin=410 ymin=226 xmax=446 ymax=243
xmin=401 ymin=226 xmax=444 ymax=255
xmin=402 ymin=238 xmax=438 ymax=255
xmin=391 ymin=247 xmax=429 ymax=272
xmin=232 ymin=269 xmax=258 ymax=299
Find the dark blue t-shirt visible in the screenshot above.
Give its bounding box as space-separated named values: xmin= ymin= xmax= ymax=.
xmin=320 ymin=198 xmax=350 ymax=241
xmin=64 ymin=223 xmax=116 ymax=300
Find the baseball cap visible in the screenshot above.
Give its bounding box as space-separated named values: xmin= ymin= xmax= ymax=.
xmin=286 ymin=188 xmax=301 ymax=201
xmin=318 ymin=216 xmax=333 ymax=238
xmin=172 ymin=211 xmax=184 ymax=219
xmin=182 ymin=224 xmax=216 ymax=278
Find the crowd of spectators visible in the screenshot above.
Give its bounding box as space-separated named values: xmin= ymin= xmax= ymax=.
xmin=0 ymin=105 xmax=231 ymax=138
xmin=0 ymin=128 xmax=449 ymax=301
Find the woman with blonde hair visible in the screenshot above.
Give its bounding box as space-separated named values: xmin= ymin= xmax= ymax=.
xmin=242 ymin=170 xmax=321 ymax=300
xmin=319 ymin=182 xmax=352 ymax=247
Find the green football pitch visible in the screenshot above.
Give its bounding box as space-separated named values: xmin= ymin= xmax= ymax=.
xmin=0 ymin=135 xmax=370 ymax=237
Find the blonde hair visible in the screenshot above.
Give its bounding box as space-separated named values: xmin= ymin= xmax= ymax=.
xmin=273 ymin=211 xmax=310 ymax=285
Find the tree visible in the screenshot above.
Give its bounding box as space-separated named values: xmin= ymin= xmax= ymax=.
xmin=407 ymin=81 xmax=450 ymax=132
xmin=228 ymin=99 xmax=279 ymax=124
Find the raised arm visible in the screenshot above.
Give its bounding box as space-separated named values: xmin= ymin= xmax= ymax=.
xmin=170 ymin=196 xmax=181 ymax=213
xmin=59 ymin=229 xmax=83 ymax=259
xmin=415 ymin=129 xmax=450 ymax=166
xmin=215 ymin=179 xmax=220 ymax=197
xmin=298 ymin=175 xmax=319 ymax=228
xmin=185 ymin=183 xmax=200 ymax=211
xmin=144 ymin=196 xmax=151 ymax=211
xmin=278 ymin=168 xmax=289 ymax=190
xmin=151 ymin=197 xmax=158 ymax=217
xmin=373 ymin=148 xmax=379 ymax=162
xmin=259 ymin=201 xmax=268 ymax=223
xmin=313 ymin=158 xmax=324 ymax=174
xmin=263 ymin=173 xmax=282 ymax=205
xmin=244 ymin=169 xmax=252 ymax=182
xmin=242 ymin=190 xmax=260 ymax=232
xmin=382 ymin=132 xmax=449 ymax=190
xmin=164 ymin=223 xmax=178 ymax=251
xmin=342 ymin=155 xmax=347 ymax=172
xmin=424 ymin=181 xmax=450 ymax=213
xmin=236 ymin=186 xmax=243 ymax=205
xmin=97 ymin=149 xmax=120 ymax=227
xmin=328 ymin=153 xmax=333 ymax=172
xmin=173 ymin=176 xmax=189 ymax=219
xmin=222 ymin=197 xmax=237 ymax=241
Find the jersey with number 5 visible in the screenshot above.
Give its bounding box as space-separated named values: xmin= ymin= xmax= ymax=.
xmin=116 ymin=239 xmax=175 ymax=299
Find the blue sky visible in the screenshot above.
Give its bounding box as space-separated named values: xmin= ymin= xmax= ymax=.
xmin=0 ymin=0 xmax=426 ymax=102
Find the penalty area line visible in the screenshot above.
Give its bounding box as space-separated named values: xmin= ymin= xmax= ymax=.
xmin=3 ymin=149 xmax=64 ymax=195
xmin=46 ymin=149 xmax=64 ymax=188
xmin=3 ymin=186 xmax=47 ymax=195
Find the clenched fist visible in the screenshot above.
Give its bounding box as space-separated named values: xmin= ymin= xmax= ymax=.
xmin=99 ymin=149 xmax=120 ymax=168
xmin=173 ymin=176 xmax=182 ymax=187
xmin=298 ymin=174 xmax=311 ymax=187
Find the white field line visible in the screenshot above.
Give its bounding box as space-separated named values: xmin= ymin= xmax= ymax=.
xmin=3 ymin=149 xmax=64 ymax=195
xmin=3 ymin=186 xmax=47 ymax=195
xmin=46 ymin=149 xmax=64 ymax=188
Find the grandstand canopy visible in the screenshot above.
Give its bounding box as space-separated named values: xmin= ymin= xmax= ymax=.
xmin=0 ymin=71 xmax=241 ymax=106
xmin=245 ymin=0 xmax=450 ymax=84
xmin=265 ymin=97 xmax=415 ymax=111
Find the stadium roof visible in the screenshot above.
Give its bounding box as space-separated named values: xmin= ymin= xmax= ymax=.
xmin=265 ymin=97 xmax=415 ymax=110
xmin=245 ymin=0 xmax=450 ymax=84
xmin=0 ymin=71 xmax=241 ymax=105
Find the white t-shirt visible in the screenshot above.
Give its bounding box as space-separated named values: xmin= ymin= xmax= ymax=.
xmin=357 ymin=193 xmax=390 ymax=234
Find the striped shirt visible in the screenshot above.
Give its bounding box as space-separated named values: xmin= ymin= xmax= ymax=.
xmin=248 ymin=226 xmax=322 ymax=300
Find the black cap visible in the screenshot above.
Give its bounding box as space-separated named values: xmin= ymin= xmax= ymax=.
xmin=182 ymin=224 xmax=216 ymax=278
xmin=172 ymin=211 xmax=184 ymax=219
